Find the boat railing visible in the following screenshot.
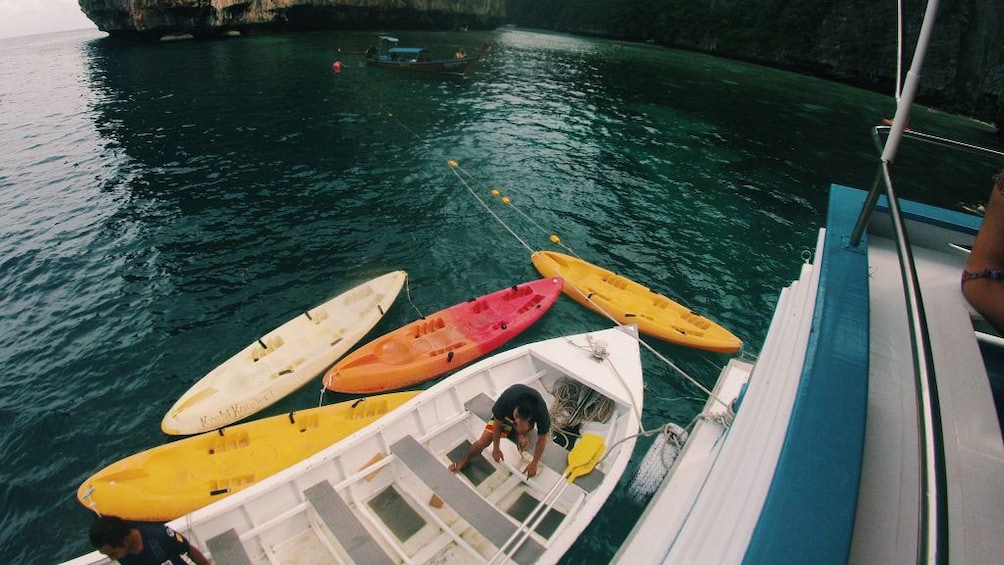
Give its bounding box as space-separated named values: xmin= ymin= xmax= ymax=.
xmin=850 ymin=125 xmax=1004 ymax=564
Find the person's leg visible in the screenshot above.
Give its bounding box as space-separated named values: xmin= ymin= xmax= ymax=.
xmin=450 ymin=427 xmax=492 ymax=473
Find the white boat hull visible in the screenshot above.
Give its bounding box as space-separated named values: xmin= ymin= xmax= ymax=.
xmin=616 ymin=185 xmax=1004 ymax=563
xmin=66 ymin=326 xmax=644 ymax=564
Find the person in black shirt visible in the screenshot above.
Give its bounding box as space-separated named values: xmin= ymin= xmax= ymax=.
xmin=88 ymin=515 xmax=210 ymax=565
xmin=449 ymin=383 xmax=551 ymax=477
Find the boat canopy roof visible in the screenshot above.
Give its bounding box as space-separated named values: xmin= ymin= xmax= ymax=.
xmin=388 ymin=47 xmax=429 ymax=55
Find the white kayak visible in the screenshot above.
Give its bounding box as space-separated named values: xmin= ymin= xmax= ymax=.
xmin=161 ymin=271 xmax=407 ymax=435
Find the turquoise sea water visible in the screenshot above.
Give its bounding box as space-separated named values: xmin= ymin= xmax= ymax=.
xmin=0 ymin=27 xmax=999 ymax=564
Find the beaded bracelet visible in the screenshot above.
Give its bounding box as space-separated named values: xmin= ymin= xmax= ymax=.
xmin=961 ymin=268 xmax=1004 ymax=288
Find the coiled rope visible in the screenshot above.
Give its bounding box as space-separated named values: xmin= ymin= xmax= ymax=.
xmin=548 ymin=377 xmax=616 ymax=445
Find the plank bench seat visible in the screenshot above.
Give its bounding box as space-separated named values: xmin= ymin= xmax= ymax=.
xmin=304 ymin=480 xmax=395 ymax=565
xmin=205 ymin=529 xmax=253 ymax=565
xmin=390 ymin=435 xmax=545 ymax=565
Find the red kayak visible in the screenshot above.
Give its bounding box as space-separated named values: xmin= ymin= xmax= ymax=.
xmin=323 ymin=278 xmax=563 ymax=393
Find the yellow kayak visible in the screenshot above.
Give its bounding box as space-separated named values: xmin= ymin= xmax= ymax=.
xmin=77 ymin=391 xmax=420 ymax=521
xmin=531 ymin=251 xmax=741 ymax=353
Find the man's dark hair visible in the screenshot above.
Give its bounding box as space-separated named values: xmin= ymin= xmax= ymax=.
xmin=514 ymin=392 xmax=540 ymax=425
xmin=89 ymin=515 xmax=131 ymax=548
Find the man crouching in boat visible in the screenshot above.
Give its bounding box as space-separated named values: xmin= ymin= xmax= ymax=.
xmin=450 ymin=384 xmax=551 ymax=478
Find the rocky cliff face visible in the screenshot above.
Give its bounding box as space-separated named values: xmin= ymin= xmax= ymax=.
xmin=77 ymin=0 xmax=505 ymax=39
xmin=506 ymin=0 xmax=1003 ymax=134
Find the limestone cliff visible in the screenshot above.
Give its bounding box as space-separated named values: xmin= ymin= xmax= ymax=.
xmin=77 ymin=0 xmax=505 ymax=39
xmin=507 ymin=0 xmax=1003 ymax=134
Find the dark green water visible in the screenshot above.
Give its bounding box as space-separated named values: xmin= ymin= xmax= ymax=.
xmin=0 ymin=27 xmax=998 ymax=564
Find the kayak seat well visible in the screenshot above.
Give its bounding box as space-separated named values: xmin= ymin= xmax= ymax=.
xmin=348 ymin=396 xmax=391 ymax=420
xmin=306 ymin=308 xmax=329 ymax=324
xmin=427 ymin=342 xmax=466 ymax=360
xmin=289 ymin=412 xmax=320 ymax=432
xmin=514 ymin=295 xmax=545 ymax=315
xmin=251 ymin=336 xmax=284 ymax=362
xmin=208 ymin=474 xmax=255 ymax=497
xmin=679 ymin=312 xmax=711 ymax=331
xmin=470 ymin=299 xmax=490 ymax=314
xmin=651 ymin=296 xmax=685 ymax=313
xmin=504 ymin=284 xmax=534 ymax=300
xmin=601 ymin=275 xmax=631 ymax=291
xmin=346 ymin=286 xmax=375 ymax=305
xmin=412 ymin=317 xmax=447 ymax=338
xmin=207 ymin=431 xmax=250 ymax=455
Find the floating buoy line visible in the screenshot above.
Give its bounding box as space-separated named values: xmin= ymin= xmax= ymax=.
xmin=381 ymin=111 xmax=745 ymax=500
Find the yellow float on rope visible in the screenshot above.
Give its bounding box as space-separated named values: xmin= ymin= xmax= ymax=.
xmin=550 ymin=234 xmax=561 ymax=244
xmin=491 ymin=189 xmax=500 ymax=196
xmin=502 ymin=196 xmax=511 ymax=205
xmin=447 ymin=160 xmax=459 ymax=168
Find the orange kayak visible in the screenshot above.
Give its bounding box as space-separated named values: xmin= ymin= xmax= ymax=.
xmin=323 ymin=278 xmax=563 ymax=393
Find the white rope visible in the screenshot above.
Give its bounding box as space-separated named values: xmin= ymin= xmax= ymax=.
xmin=401 ymin=272 xmax=425 ymax=319
xmin=584 ymin=332 xmax=647 ymax=434
xmin=561 ymin=326 xmax=730 ymax=417
xmin=445 ymin=162 xmax=536 ymax=253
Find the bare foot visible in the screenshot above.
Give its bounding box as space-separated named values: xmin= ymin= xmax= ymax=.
xmin=449 ymin=459 xmax=467 ymax=473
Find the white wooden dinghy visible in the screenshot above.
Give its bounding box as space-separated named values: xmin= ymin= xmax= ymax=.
xmin=64 ymin=326 xmax=644 ymax=565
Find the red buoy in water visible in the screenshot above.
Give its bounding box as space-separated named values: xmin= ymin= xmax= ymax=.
xmin=332 ymin=61 xmax=342 ymax=73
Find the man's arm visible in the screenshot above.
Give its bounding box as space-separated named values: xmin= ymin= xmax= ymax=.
xmin=490 ymin=417 xmax=505 ymax=462
xmin=524 ymin=433 xmax=548 ymax=478
xmin=187 ymin=545 xmax=211 ymax=565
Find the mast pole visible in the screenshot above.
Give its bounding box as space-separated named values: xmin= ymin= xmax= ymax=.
xmin=881 ymin=0 xmax=942 ymax=164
